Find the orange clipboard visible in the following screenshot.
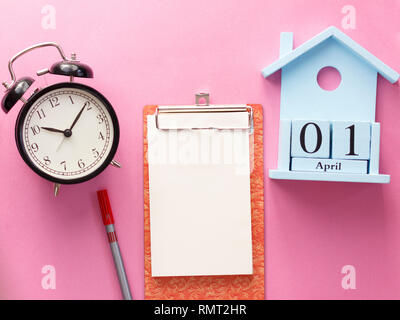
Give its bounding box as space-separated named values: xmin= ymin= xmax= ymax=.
xmin=143 ymin=103 xmax=264 ymax=300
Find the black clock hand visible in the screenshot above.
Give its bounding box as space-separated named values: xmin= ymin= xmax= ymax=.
xmin=41 ymin=127 xmax=65 ymax=134
xmin=69 ymin=103 xmax=87 ymax=130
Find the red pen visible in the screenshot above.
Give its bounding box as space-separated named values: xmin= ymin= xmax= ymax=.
xmin=97 ymin=189 xmax=132 ymax=300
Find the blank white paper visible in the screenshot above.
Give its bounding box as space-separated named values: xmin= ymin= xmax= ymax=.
xmin=147 ymin=111 xmax=253 ymax=277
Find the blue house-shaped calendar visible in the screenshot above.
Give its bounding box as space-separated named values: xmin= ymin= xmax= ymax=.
xmin=262 ymin=26 xmax=399 ymax=183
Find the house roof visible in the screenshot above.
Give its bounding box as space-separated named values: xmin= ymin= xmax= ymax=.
xmin=262 ymin=26 xmax=399 ymax=83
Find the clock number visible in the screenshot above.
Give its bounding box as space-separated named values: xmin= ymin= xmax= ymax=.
xmin=60 ymin=161 xmax=67 ymax=171
xmin=92 ymin=148 xmax=99 ymax=158
xmin=36 ymin=108 xmax=46 ymax=120
xmin=43 ymin=156 xmax=51 ymax=166
xmin=31 ymin=143 xmax=39 ymax=152
xmin=98 ymin=132 xmax=105 ymax=140
xmin=85 ymin=101 xmax=92 ymax=110
xmin=78 ymin=159 xmax=85 ymax=169
xmin=49 ymin=97 xmax=60 ymax=108
xmin=30 ymin=125 xmax=41 ymax=136
xmin=345 ymin=124 xmax=359 ymax=156
xmin=97 ymin=114 xmax=104 ymax=124
xmin=69 ymin=96 xmax=74 ymax=104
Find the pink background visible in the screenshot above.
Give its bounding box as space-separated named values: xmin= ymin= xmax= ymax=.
xmin=0 ymin=0 xmax=399 ymax=299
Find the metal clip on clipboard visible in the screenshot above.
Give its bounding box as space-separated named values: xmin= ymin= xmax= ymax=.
xmin=155 ymin=93 xmax=254 ymax=133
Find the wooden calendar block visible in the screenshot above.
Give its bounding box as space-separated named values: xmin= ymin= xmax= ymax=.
xmin=292 ymin=158 xmax=368 ymax=174
xmin=369 ymin=122 xmax=380 ymax=174
xmin=277 ymin=119 xmax=291 ymax=171
xmin=291 ymin=120 xmax=330 ymax=158
xmin=332 ymin=121 xmax=371 ymax=160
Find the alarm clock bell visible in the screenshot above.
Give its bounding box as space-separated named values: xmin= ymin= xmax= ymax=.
xmin=1 ymin=42 xmax=121 ymax=196
xmin=1 ymin=76 xmax=34 ymax=113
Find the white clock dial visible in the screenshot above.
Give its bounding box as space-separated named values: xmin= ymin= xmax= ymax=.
xmin=21 ymin=86 xmax=116 ymax=181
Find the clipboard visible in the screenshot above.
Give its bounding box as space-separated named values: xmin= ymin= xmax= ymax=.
xmin=144 ymin=94 xmax=264 ymax=299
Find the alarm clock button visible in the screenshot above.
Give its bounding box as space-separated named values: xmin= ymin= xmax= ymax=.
xmin=49 ymin=61 xmax=93 ymax=78
xmin=1 ymin=76 xmax=34 ymax=113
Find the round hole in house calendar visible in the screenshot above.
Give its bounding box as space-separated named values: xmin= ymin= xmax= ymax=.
xmin=317 ymin=66 xmax=342 ymax=91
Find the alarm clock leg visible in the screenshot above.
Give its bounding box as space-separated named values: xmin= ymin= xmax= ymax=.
xmin=110 ymin=159 xmax=122 ymax=168
xmin=54 ymin=183 xmax=61 ymax=196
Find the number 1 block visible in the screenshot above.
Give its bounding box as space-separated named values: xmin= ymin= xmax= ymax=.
xmin=332 ymin=121 xmax=371 ymax=160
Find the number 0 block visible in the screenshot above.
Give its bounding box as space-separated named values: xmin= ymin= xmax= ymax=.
xmin=332 ymin=121 xmax=371 ymax=160
xmin=291 ymin=120 xmax=330 ymax=158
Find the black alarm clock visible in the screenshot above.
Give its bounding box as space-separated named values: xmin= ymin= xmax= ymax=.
xmin=1 ymin=42 xmax=121 ymax=196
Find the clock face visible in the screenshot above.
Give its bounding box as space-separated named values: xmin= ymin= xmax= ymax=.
xmin=16 ymin=82 xmax=119 ymax=184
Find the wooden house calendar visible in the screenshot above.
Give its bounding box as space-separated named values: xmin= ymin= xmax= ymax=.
xmin=262 ymin=26 xmax=399 ymax=183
